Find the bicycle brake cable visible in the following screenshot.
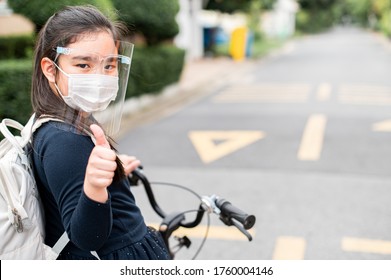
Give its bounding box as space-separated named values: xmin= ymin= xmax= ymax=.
xmin=149 ymin=182 xmax=209 ymax=260
xmin=149 ymin=181 xmax=202 ymax=200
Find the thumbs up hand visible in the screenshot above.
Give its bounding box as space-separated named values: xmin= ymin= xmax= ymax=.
xmin=92 ymin=123 xmax=111 ymax=149
xmin=84 ymin=124 xmax=117 ymax=203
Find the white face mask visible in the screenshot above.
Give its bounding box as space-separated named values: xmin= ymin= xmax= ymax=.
xmin=54 ymin=64 xmax=119 ymax=113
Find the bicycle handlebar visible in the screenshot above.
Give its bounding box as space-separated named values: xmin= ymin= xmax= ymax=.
xmin=129 ymin=168 xmax=256 ymax=246
xmin=129 ymin=168 xmax=166 ymax=218
xmin=215 ymin=198 xmax=256 ymax=230
xmin=200 ymin=195 xmax=256 ymax=241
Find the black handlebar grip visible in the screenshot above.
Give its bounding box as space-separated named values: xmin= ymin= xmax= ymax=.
xmin=215 ymin=198 xmax=256 ymax=230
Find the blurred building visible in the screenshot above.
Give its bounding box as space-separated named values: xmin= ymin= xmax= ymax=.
xmin=175 ymin=0 xmax=205 ymax=61
xmin=0 ymin=0 xmax=11 ymax=15
xmin=261 ymin=0 xmax=298 ymax=39
xmin=175 ymin=0 xmax=299 ymax=60
xmin=175 ymin=0 xmax=247 ymax=60
xmin=0 ymin=0 xmax=34 ymax=36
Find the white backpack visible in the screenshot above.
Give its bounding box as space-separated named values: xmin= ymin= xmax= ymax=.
xmin=0 ymin=114 xmax=69 ymax=259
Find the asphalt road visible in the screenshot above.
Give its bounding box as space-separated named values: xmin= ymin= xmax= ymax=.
xmin=119 ymin=26 xmax=391 ymax=260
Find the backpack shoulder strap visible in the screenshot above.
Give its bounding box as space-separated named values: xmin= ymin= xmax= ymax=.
xmin=2 ymin=114 xmax=65 ymax=148
xmin=0 ymin=114 xmax=59 ymax=153
xmin=52 ymin=232 xmax=70 ymax=255
xmin=32 ymin=115 xmax=63 ymax=132
xmin=0 ymin=118 xmax=25 ymax=154
xmin=21 ymin=114 xmax=63 ymax=141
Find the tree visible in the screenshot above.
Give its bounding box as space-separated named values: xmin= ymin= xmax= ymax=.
xmin=297 ymin=0 xmax=338 ymax=10
xmin=343 ymin=0 xmax=372 ymax=25
xmin=372 ymin=0 xmax=391 ymax=35
xmin=206 ymin=0 xmax=250 ymax=13
xmin=112 ymin=0 xmax=180 ymax=46
xmin=8 ymin=0 xmax=115 ymax=32
xmin=296 ymin=0 xmax=341 ymax=32
xmin=205 ymin=0 xmax=274 ymax=13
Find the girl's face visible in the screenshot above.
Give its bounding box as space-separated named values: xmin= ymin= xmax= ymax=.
xmin=54 ymin=31 xmax=117 ymax=97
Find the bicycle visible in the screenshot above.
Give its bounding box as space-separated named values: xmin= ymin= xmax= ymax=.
xmin=129 ymin=168 xmax=256 ymax=259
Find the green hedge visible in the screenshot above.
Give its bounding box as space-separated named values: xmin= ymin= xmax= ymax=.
xmin=0 ymin=45 xmax=185 ymax=124
xmin=0 ymin=34 xmax=35 ymax=59
xmin=0 ymin=59 xmax=33 ymax=124
xmin=127 ymin=44 xmax=186 ymax=98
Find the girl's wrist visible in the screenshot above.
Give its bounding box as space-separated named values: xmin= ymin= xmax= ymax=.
xmin=83 ymin=182 xmax=109 ymax=203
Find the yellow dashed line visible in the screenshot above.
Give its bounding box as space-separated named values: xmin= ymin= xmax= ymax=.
xmin=342 ymin=237 xmax=391 ymax=255
xmin=338 ymin=84 xmax=391 ymax=106
xmin=373 ymin=119 xmax=391 ymax=132
xmin=272 ymin=236 xmax=306 ymax=260
xmin=316 ymin=83 xmax=332 ymax=101
xmin=297 ymin=114 xmax=327 ymax=161
xmin=213 ymin=84 xmax=311 ymax=103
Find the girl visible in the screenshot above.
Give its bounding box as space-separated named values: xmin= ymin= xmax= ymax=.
xmin=31 ymin=5 xmax=170 ymax=260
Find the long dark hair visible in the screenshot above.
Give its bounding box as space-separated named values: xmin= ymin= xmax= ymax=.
xmin=32 ymin=5 xmax=127 ymax=180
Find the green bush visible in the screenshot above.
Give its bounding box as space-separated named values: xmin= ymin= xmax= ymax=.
xmin=112 ymin=0 xmax=180 ymax=45
xmin=0 ymin=34 xmax=35 ymax=60
xmin=127 ymin=44 xmax=186 ymax=98
xmin=0 ymin=59 xmax=33 ymax=124
xmin=379 ymin=10 xmax=391 ymax=37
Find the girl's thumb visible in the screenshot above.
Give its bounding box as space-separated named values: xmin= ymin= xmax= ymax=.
xmin=90 ymin=124 xmax=110 ymax=148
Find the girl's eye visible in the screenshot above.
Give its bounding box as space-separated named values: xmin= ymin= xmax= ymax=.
xmin=104 ymin=64 xmax=116 ymax=70
xmin=76 ymin=64 xmax=89 ymax=69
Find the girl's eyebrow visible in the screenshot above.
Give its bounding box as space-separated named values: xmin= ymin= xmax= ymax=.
xmin=71 ymin=55 xmax=95 ymax=61
xmin=70 ymin=54 xmax=119 ymax=62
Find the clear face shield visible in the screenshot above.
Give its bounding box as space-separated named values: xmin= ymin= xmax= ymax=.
xmin=53 ymin=40 xmax=133 ymax=138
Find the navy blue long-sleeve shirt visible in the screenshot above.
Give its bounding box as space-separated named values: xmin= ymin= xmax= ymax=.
xmin=32 ymin=121 xmax=168 ymax=259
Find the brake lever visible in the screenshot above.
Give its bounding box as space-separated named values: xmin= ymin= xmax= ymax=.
xmin=230 ymin=218 xmax=253 ymax=241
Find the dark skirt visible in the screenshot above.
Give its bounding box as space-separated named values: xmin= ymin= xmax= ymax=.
xmin=58 ymin=227 xmax=171 ymax=260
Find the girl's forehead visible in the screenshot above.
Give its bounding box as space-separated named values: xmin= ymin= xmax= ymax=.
xmin=67 ymin=31 xmax=116 ymax=54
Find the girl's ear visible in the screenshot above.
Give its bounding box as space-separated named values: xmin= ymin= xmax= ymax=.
xmin=41 ymin=57 xmax=56 ymax=83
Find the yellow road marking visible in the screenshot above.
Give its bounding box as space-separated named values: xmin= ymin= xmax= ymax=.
xmin=373 ymin=120 xmax=391 ymax=132
xmin=297 ymin=114 xmax=327 ymax=161
xmin=339 ymin=84 xmax=391 ymax=94
xmin=272 ymin=236 xmax=306 ymax=260
xmin=214 ymin=93 xmax=308 ymax=102
xmin=342 ymin=237 xmax=391 ymax=255
xmin=339 ymin=84 xmax=391 ymax=105
xmin=316 ymin=83 xmax=331 ymax=101
xmin=339 ymin=95 xmax=391 ymax=105
xmin=213 ymin=84 xmax=311 ymax=103
xmin=147 ymin=223 xmax=255 ymax=241
xmin=188 ymin=131 xmax=265 ymax=164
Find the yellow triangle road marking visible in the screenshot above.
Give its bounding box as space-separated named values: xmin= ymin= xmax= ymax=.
xmin=373 ymin=119 xmax=391 ymax=132
xmin=188 ymin=131 xmax=265 ymax=164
